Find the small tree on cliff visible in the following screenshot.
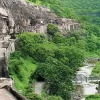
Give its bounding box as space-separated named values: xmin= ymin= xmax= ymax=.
xmin=47 ymin=23 xmax=59 ymax=36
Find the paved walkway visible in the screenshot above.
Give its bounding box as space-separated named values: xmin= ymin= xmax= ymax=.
xmin=0 ymin=88 xmax=17 ymax=100
xmin=35 ymin=82 xmax=44 ymax=95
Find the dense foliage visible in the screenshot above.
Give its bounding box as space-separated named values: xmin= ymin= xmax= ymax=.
xmin=9 ymin=28 xmax=86 ymax=99
xmin=17 ymin=31 xmax=85 ymax=99
xmin=9 ymin=0 xmax=100 ymax=100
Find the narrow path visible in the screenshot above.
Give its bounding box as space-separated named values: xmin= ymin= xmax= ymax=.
xmin=35 ymin=82 xmax=44 ymax=95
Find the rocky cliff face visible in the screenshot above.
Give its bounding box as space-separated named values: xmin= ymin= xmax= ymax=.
xmin=0 ymin=0 xmax=80 ymax=37
xmin=0 ymin=35 xmax=15 ymax=77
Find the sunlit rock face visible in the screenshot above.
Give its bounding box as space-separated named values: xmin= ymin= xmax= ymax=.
xmin=0 ymin=35 xmax=15 ymax=78
xmin=0 ymin=0 xmax=80 ymax=36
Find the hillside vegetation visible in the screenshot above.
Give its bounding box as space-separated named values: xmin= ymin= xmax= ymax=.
xmin=28 ymin=0 xmax=100 ymax=56
xmin=29 ymin=0 xmax=100 ymax=25
xmin=10 ymin=29 xmax=85 ymax=99
xmin=9 ymin=0 xmax=100 ymax=100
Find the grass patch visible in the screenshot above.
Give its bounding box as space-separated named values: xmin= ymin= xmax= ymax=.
xmin=9 ymin=53 xmax=37 ymax=93
xmin=86 ymin=95 xmax=100 ymax=100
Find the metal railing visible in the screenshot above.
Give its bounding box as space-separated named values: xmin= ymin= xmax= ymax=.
xmin=73 ymin=76 xmax=100 ymax=84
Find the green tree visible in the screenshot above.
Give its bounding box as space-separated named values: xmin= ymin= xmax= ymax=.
xmin=34 ymin=59 xmax=73 ymax=100
xmin=47 ymin=23 xmax=59 ymax=36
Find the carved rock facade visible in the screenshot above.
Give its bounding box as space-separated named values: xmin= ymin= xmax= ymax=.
xmin=0 ymin=0 xmax=80 ymax=37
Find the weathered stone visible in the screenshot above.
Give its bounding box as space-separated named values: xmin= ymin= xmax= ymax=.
xmin=0 ymin=35 xmax=15 ymax=78
xmin=0 ymin=0 xmax=80 ymax=36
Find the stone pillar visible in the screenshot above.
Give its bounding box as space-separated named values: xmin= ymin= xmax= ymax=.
xmin=4 ymin=57 xmax=9 ymax=78
xmin=98 ymin=81 xmax=100 ymax=94
xmin=4 ymin=71 xmax=9 ymax=78
xmin=0 ymin=60 xmax=4 ymax=77
xmin=86 ymin=77 xmax=88 ymax=83
xmin=0 ymin=71 xmax=2 ymax=77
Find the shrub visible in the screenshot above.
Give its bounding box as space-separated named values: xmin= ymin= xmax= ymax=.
xmin=47 ymin=23 xmax=59 ymax=36
xmin=47 ymin=96 xmax=63 ymax=100
xmin=26 ymin=93 xmax=43 ymax=100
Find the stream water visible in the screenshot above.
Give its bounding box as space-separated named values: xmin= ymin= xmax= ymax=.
xmin=76 ymin=63 xmax=98 ymax=100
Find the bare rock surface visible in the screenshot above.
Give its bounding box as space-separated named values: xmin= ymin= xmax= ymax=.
xmin=0 ymin=88 xmax=17 ymax=100
xmin=0 ymin=0 xmax=80 ymax=36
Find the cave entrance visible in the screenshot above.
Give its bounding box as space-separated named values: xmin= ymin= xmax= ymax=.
xmin=37 ymin=75 xmax=45 ymax=82
xmin=28 ymin=18 xmax=37 ymax=26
